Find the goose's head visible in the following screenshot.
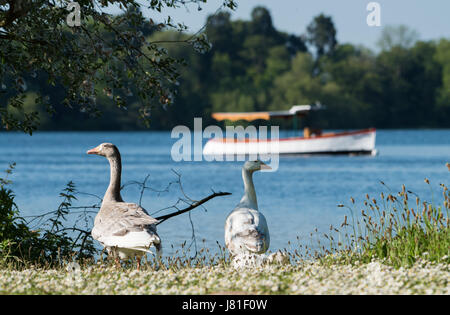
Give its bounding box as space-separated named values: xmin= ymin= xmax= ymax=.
xmin=87 ymin=143 xmax=119 ymax=158
xmin=243 ymin=160 xmax=272 ymax=172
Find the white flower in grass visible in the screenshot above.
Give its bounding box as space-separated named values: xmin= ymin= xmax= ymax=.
xmin=66 ymin=262 xmax=81 ymax=275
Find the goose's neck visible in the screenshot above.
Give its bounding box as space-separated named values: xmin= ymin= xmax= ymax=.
xmin=240 ymin=168 xmax=258 ymax=210
xmin=104 ymin=154 xmax=123 ymax=202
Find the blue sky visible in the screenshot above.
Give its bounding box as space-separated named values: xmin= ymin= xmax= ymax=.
xmin=106 ymin=0 xmax=450 ymax=51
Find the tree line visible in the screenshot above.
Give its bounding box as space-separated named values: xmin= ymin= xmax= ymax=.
xmin=2 ymin=6 xmax=449 ymax=131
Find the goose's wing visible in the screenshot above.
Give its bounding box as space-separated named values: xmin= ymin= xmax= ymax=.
xmin=92 ymin=202 xmax=161 ymax=251
xmin=225 ymin=207 xmax=270 ymax=255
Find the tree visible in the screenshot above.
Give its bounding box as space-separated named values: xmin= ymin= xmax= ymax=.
xmin=434 ymin=39 xmax=450 ymax=124
xmin=206 ymin=11 xmax=233 ymax=54
xmin=250 ymin=6 xmax=274 ymax=36
xmin=377 ymin=25 xmax=419 ymax=51
xmin=264 ymin=45 xmax=291 ymax=83
xmin=270 ymin=52 xmax=321 ymax=108
xmin=285 ymin=34 xmax=307 ymax=56
xmin=374 ymin=41 xmax=441 ymax=128
xmin=306 ymin=14 xmax=337 ymax=58
xmin=0 ymin=0 xmax=237 ymax=134
xmin=3 ymin=4 xmax=448 ymax=131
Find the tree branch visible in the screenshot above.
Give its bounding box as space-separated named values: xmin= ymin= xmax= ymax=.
xmin=155 ymin=191 xmax=231 ymax=225
xmin=0 ymin=0 xmax=30 ymax=28
xmin=0 ymin=32 xmax=48 ymax=45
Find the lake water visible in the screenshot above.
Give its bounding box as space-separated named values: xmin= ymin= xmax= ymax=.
xmin=1 ymin=130 xmax=449 ymax=257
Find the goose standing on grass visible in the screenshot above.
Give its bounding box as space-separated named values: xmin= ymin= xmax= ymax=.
xmin=87 ymin=143 xmax=162 ymax=269
xmin=225 ymin=160 xmax=271 ymax=257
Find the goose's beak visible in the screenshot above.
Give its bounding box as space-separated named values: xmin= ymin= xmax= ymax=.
xmin=87 ymin=146 xmax=100 ymax=155
xmin=260 ymin=162 xmax=272 ymax=170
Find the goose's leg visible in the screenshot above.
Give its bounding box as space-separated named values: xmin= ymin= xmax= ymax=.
xmin=136 ymin=256 xmax=141 ymax=271
xmin=112 ymin=246 xmax=121 ymax=268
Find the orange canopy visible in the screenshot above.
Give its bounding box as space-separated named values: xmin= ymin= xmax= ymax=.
xmin=211 ymin=104 xmax=325 ymax=122
xmin=212 ymin=112 xmax=271 ymax=122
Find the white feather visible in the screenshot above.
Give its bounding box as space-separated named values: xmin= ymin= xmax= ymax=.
xmin=99 ymin=230 xmax=159 ymax=250
xmin=97 ymin=230 xmax=161 ymax=259
xmin=225 ymin=207 xmax=270 ymax=255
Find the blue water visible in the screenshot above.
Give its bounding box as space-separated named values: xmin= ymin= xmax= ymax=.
xmin=1 ymin=130 xmax=449 ymax=256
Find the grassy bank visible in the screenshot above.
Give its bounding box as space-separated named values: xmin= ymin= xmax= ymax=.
xmin=0 ymin=166 xmax=449 ymax=295
xmin=0 ymin=258 xmax=448 ymax=294
xmin=317 ymin=178 xmax=449 ymax=269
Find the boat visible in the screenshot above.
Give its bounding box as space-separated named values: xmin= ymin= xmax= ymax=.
xmin=202 ymin=104 xmax=377 ymax=156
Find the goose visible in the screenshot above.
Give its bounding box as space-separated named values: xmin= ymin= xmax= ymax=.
xmin=87 ymin=143 xmax=162 ymax=269
xmin=225 ymin=160 xmax=271 ymax=257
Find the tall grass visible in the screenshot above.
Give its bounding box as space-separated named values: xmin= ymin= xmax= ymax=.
xmin=320 ymin=174 xmax=449 ymax=268
xmin=1 ymin=161 xmax=449 ymax=271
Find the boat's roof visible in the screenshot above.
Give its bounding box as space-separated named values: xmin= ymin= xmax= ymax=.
xmin=212 ymin=104 xmax=324 ymax=122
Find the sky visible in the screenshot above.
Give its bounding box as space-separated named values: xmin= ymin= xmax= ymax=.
xmin=107 ymin=0 xmax=450 ymax=51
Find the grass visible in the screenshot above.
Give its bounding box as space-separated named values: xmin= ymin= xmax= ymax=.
xmin=318 ymin=178 xmax=449 ymax=268
xmin=0 ymin=168 xmax=449 ymax=294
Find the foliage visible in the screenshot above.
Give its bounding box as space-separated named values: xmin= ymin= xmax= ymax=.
xmin=0 ymin=165 xmax=96 ymax=266
xmin=32 ymin=181 xmax=97 ymax=262
xmin=1 ymin=6 xmax=449 ymax=131
xmin=306 ymin=13 xmax=337 ymax=58
xmin=0 ymin=0 xmax=237 ymax=134
xmin=321 ymin=174 xmax=449 ymax=268
xmin=377 ymin=25 xmax=420 ymax=51
xmin=0 ymin=163 xmax=39 ymax=263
